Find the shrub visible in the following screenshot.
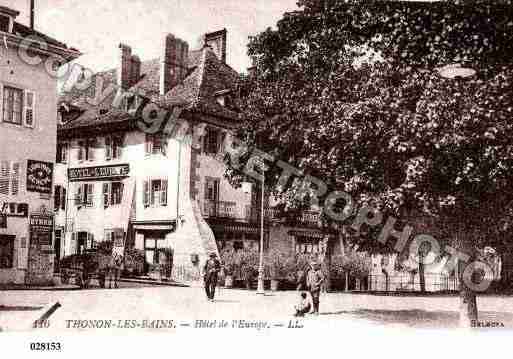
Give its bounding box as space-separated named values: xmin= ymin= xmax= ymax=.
xmin=123 ymin=248 xmax=145 ymax=277
xmin=220 ymin=248 xmax=237 ymax=276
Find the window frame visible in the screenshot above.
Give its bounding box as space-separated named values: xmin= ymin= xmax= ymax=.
xmin=2 ymin=85 xmax=24 ymax=126
xmin=56 ymin=142 xmax=68 ymax=164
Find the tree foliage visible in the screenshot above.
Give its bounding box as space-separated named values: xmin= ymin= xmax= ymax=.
xmin=231 ymin=0 xmax=513 ymax=253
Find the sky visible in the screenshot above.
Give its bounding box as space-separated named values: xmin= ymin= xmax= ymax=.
xmin=4 ymin=0 xmax=298 ymax=72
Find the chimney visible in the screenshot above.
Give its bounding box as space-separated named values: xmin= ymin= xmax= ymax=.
xmin=130 ymin=55 xmax=141 ymax=87
xmin=202 ymin=29 xmax=227 ymax=63
xmin=117 ymin=43 xmax=132 ymax=90
xmin=30 ymin=0 xmax=34 ymax=30
xmin=159 ymin=33 xmax=189 ymax=95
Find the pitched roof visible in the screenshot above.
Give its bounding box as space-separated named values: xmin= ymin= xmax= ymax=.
xmin=59 ymin=45 xmax=240 ymax=133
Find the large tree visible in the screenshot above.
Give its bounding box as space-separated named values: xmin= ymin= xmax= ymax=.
xmin=229 ymin=0 xmax=513 ymax=327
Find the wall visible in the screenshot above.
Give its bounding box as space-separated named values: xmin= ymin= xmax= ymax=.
xmin=0 ymin=43 xmax=58 ymax=284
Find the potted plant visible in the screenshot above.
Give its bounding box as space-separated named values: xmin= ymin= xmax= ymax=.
xmin=240 ymin=249 xmax=258 ymax=290
xmin=220 ymin=249 xmax=236 ymax=288
xmin=266 ymin=249 xmax=285 ymax=291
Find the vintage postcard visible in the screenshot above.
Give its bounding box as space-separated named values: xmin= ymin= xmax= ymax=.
xmin=0 ymin=0 xmax=512 ymax=356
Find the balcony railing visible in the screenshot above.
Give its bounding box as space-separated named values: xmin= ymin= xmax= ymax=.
xmin=203 ymin=200 xmax=237 ymax=219
xmin=202 ymin=200 xmax=321 ymax=227
xmin=244 ymin=205 xmax=280 ymax=223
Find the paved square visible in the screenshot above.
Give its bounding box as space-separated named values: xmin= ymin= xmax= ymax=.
xmin=2 ymin=285 xmax=513 ymax=331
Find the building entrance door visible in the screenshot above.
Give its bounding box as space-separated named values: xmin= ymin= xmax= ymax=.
xmin=144 ymin=231 xmax=167 ymax=266
xmin=77 ymin=232 xmax=88 ymax=255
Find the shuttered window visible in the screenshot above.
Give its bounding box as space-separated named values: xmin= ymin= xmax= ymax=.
xmin=54 ymin=185 xmax=67 ymax=211
xmin=103 ymin=182 xmax=123 ymax=207
xmin=2 ymin=86 xmax=23 ymax=125
xmin=56 ymin=143 xmax=68 ymax=163
xmin=145 ymin=133 xmax=166 ymax=156
xmin=76 ymin=183 xmax=94 ymax=207
xmin=143 ymin=179 xmax=167 ymax=207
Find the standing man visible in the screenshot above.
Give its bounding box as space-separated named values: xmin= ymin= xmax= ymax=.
xmin=203 ymin=252 xmax=221 ymax=301
xmin=307 ymin=262 xmax=324 ymax=315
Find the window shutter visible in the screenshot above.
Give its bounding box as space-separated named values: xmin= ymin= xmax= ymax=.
xmin=10 ymin=162 xmax=19 ymax=195
xmin=103 ymin=183 xmax=110 ymax=208
xmin=62 ymin=143 xmax=68 ymax=163
xmin=61 ymin=187 xmax=67 ymax=210
xmin=105 ymin=136 xmax=112 ymax=160
xmin=161 ymin=180 xmax=168 ymax=206
xmin=87 ymin=183 xmax=94 ymax=206
xmin=161 ymin=138 xmax=167 ymax=156
xmin=119 ymin=182 xmax=124 ymax=203
xmin=145 ymin=134 xmax=152 ymax=155
xmin=204 ymin=180 xmax=209 ymax=200
xmin=0 ymin=161 xmax=9 ymax=195
xmin=54 ymin=186 xmax=61 ymax=210
xmin=23 ymin=90 xmax=35 ymax=127
xmin=219 ymin=132 xmax=226 ymax=153
xmin=143 ymin=180 xmax=149 ymax=207
xmin=75 ymin=184 xmax=82 ymax=205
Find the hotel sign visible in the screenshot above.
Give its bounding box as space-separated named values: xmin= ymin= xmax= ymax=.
xmin=26 ymin=160 xmax=53 ymax=194
xmin=68 ymin=164 xmax=130 ymax=182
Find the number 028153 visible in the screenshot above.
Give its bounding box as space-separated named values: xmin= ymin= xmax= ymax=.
xmin=29 ymin=343 xmax=62 ymax=351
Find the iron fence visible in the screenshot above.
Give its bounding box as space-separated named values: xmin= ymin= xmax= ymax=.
xmin=367 ymin=273 xmax=458 ymax=292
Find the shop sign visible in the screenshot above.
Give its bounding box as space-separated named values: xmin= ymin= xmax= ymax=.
xmin=26 ymin=160 xmax=53 ymax=194
xmin=30 ymin=214 xmax=54 ymax=246
xmin=0 ymin=202 xmax=29 ymax=217
xmin=68 ymin=164 xmax=130 ymax=182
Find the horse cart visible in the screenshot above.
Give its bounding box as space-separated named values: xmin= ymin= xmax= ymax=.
xmin=60 ymin=251 xmax=112 ymax=289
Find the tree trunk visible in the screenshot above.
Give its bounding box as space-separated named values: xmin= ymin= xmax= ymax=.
xmin=344 ymin=271 xmax=349 ymax=291
xmin=323 ymin=241 xmax=332 ymax=292
xmin=419 ymin=257 xmax=426 ymax=293
xmin=458 ymin=256 xmax=478 ymax=328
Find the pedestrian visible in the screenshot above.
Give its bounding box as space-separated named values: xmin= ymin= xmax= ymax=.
xmin=203 ymin=252 xmax=221 ymax=301
xmin=306 ymin=261 xmax=324 ymax=315
xmin=293 ymin=292 xmax=312 ymax=317
xmin=107 ymin=252 xmax=122 ymax=289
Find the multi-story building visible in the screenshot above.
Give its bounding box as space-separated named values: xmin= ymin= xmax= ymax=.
xmin=0 ymin=6 xmax=80 ymax=284
xmin=56 ymin=29 xmax=332 ymax=283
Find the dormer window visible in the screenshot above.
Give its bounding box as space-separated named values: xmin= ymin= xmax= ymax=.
xmin=0 ymin=6 xmax=20 ymax=34
xmin=0 ymin=15 xmax=10 ymax=33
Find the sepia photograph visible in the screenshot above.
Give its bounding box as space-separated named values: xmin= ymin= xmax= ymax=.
xmin=0 ymin=0 xmax=512 ymax=356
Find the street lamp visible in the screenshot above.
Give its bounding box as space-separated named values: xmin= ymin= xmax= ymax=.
xmin=436 ymin=63 xmax=476 ymax=287
xmin=437 ymin=63 xmax=476 ymax=79
xmin=242 ymin=165 xmax=266 ymax=295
